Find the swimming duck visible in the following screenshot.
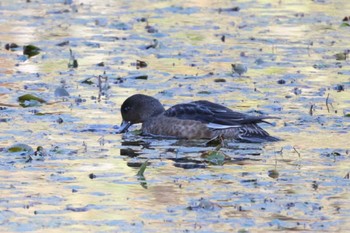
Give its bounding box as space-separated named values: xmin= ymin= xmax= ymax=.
xmin=116 ymin=94 xmax=279 ymax=142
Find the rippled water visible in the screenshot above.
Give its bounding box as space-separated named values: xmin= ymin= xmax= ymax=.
xmin=1 ymin=0 xmax=350 ymax=232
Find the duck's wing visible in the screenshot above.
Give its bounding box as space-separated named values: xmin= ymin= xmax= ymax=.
xmin=164 ymin=100 xmax=277 ymax=128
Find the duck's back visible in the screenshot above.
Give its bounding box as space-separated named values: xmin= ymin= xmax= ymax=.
xmin=142 ymin=100 xmax=279 ymax=142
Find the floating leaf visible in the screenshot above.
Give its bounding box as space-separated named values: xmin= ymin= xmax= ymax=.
xmin=18 ymin=94 xmax=46 ymax=107
xmin=6 ymin=143 xmax=33 ymax=154
xmin=137 ymin=160 xmax=149 ymax=177
xmin=23 ymin=45 xmax=40 ymax=57
xmin=334 ymin=52 xmax=347 ymax=60
xmin=340 ymin=22 xmax=350 ymax=27
xmin=268 ymin=170 xmax=279 ymax=179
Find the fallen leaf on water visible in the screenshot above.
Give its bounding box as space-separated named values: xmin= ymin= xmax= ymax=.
xmin=18 ymin=94 xmax=46 ymax=107
xmin=137 ymin=160 xmax=149 ymax=177
xmin=23 ymin=45 xmax=40 ymax=57
xmin=6 ymin=143 xmax=33 ymax=154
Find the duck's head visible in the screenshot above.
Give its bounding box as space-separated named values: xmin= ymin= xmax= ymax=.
xmin=116 ymin=94 xmax=165 ymax=133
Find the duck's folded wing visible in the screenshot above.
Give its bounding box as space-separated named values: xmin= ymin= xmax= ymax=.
xmin=164 ymin=100 xmax=277 ymax=127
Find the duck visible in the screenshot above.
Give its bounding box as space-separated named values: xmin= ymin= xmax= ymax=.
xmin=116 ymin=94 xmax=279 ymax=142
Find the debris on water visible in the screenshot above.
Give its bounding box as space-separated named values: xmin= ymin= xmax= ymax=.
xmin=136 ymin=60 xmax=148 ymax=69
xmin=57 ymin=117 xmax=64 ymax=124
xmin=137 ymin=17 xmax=147 ymax=22
xmin=344 ymin=172 xmax=350 ymax=179
xmin=66 ymin=205 xmax=89 ymax=212
xmin=174 ymin=162 xmax=206 ymax=169
xmin=145 ymin=39 xmax=159 ymax=49
xmin=333 ymin=84 xmax=345 ymax=92
xmin=145 ymin=24 xmax=158 ymax=33
xmin=81 ymin=77 xmax=94 ymax=85
xmin=221 ymin=35 xmax=225 ymax=42
xmin=18 ymin=94 xmax=47 ymax=107
xmin=5 ymin=43 xmax=19 ymax=50
xmin=136 ymin=160 xmax=149 ymax=177
xmin=68 ymin=48 xmax=78 ymax=68
xmin=268 ymin=170 xmax=279 ymax=179
xmin=89 ymin=173 xmax=97 ymax=179
xmin=218 ymin=7 xmax=240 ymax=13
xmin=313 ymin=63 xmax=329 ymax=69
xmin=231 ymin=63 xmax=247 ymax=76
xmin=255 ymin=58 xmax=264 ymax=65
xmin=201 ymin=149 xmax=228 ymax=166
xmin=334 ymin=52 xmax=347 ymax=60
xmin=340 ymin=17 xmax=350 ymax=27
xmin=54 ymin=87 xmax=70 ymax=97
xmin=198 ymin=91 xmax=211 ymax=95
xmin=187 ymin=198 xmax=222 ymax=211
xmin=277 ymin=79 xmax=286 ymax=84
xmin=214 ymin=78 xmax=226 ymax=82
xmin=292 ymin=87 xmax=302 ymax=95
xmin=6 ymin=143 xmax=33 ymax=155
xmin=56 ymin=41 xmax=69 ymax=46
xmin=23 ymin=44 xmax=40 ymax=57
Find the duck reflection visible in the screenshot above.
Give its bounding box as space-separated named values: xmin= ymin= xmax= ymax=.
xmin=120 ymin=135 xmax=266 ymax=169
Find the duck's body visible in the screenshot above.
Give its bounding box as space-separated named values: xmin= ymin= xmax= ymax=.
xmin=117 ymin=94 xmax=279 ymax=142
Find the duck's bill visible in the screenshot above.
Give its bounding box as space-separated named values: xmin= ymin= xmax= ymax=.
xmin=115 ymin=120 xmax=132 ymax=133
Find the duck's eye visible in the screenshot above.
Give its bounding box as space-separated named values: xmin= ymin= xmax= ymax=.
xmin=123 ymin=106 xmax=131 ymax=112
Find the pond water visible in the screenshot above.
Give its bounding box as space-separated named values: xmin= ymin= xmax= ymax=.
xmin=1 ymin=0 xmax=350 ymax=232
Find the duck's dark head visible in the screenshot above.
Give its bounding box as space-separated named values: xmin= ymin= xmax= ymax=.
xmin=116 ymin=94 xmax=165 ymax=133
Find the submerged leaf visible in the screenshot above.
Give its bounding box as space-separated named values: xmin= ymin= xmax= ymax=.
xmin=23 ymin=45 xmax=41 ymax=57
xmin=201 ymin=150 xmax=227 ymax=166
xmin=138 ymin=176 xmax=148 ymax=189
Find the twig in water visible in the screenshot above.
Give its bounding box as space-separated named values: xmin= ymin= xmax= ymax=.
xmin=326 ymin=93 xmax=330 ymax=113
xmin=293 ymin=147 xmax=301 ymax=158
xmin=344 ymin=172 xmax=349 ymax=179
xmin=309 ymin=104 xmax=315 ymax=116
xmin=83 ymin=141 xmax=87 ymax=153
